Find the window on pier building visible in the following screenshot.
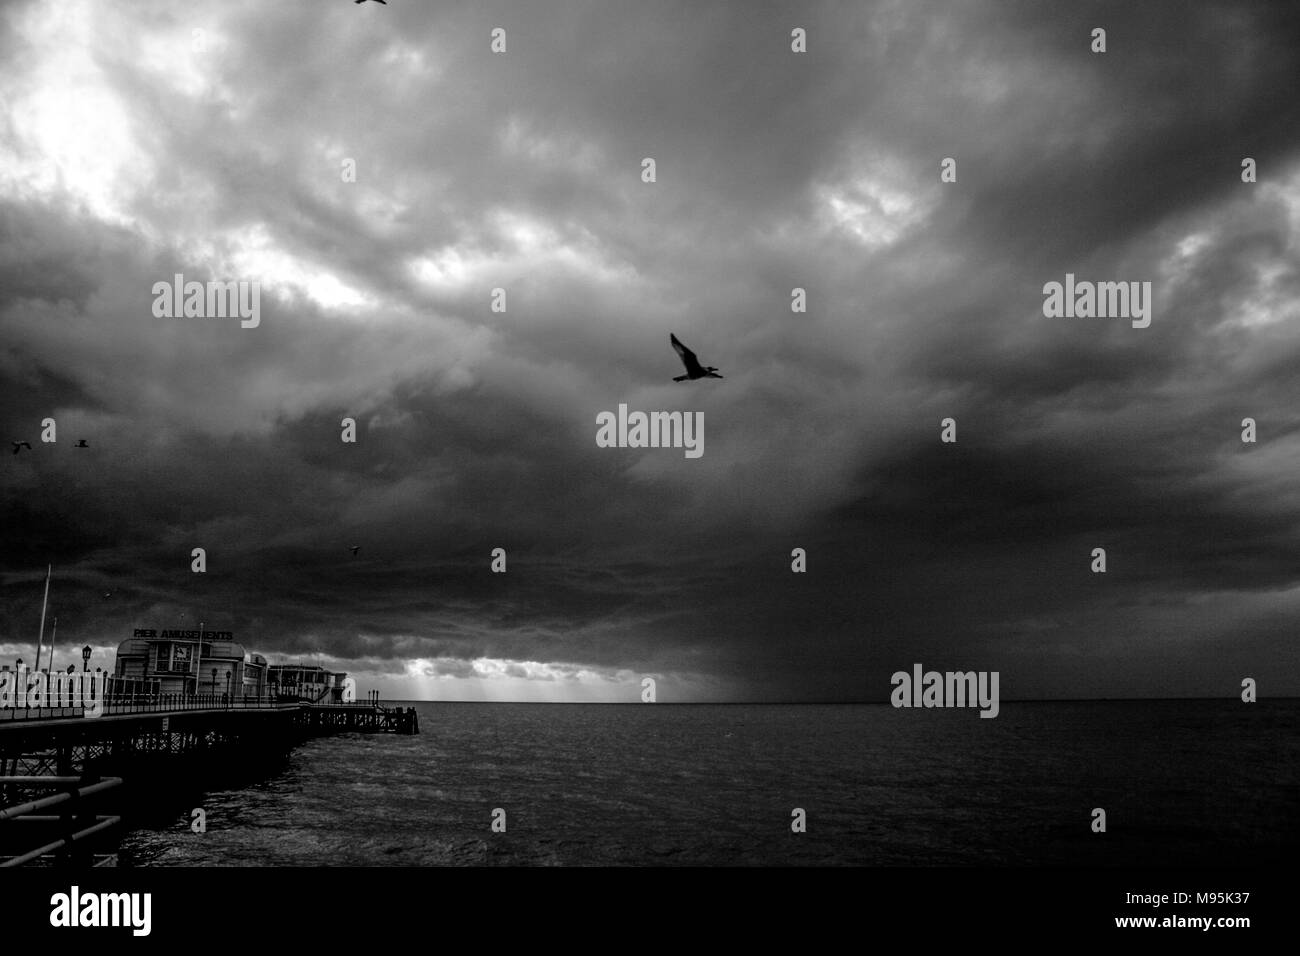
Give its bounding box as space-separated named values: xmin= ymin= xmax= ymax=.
xmin=155 ymin=642 xmax=192 ymax=673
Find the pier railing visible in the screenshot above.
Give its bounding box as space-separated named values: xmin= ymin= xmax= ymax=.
xmin=1 ymin=693 xmax=282 ymax=721
xmin=1 ymin=693 xmax=385 ymax=722
xmin=0 ymin=774 xmax=123 ymax=867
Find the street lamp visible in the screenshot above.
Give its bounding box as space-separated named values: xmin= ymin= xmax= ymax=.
xmin=225 ymin=670 xmax=231 ymax=702
xmin=211 ymin=668 xmax=217 ymax=697
xmin=81 ymin=646 xmax=91 ymax=672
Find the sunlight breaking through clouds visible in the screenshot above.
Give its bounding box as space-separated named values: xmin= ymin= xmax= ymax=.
xmin=0 ymin=0 xmax=148 ymax=225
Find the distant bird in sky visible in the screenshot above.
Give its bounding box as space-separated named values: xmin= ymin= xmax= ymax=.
xmin=354 ymin=0 xmax=386 ymax=4
xmin=11 ymin=441 xmax=31 ymax=454
xmin=670 ymin=333 xmax=723 ymax=381
xmin=75 ymin=439 xmax=89 ymax=447
xmin=349 ymin=546 xmax=361 ymax=556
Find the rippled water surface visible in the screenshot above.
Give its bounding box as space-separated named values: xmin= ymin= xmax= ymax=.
xmin=117 ymin=700 xmax=1300 ymax=866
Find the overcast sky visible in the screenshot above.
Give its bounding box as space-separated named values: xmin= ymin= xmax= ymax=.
xmin=2 ymin=0 xmax=1299 ymax=701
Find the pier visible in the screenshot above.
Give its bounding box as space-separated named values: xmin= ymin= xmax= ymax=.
xmin=0 ymin=693 xmax=418 ymax=866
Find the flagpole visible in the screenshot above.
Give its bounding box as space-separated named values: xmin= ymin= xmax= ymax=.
xmin=34 ymin=564 xmax=51 ymax=675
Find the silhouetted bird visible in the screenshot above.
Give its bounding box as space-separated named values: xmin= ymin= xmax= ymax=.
xmin=11 ymin=441 xmax=31 ymax=454
xmin=75 ymin=439 xmax=89 ymax=447
xmin=670 ymin=334 xmax=723 ymax=381
xmin=350 ymin=546 xmax=361 ymax=556
xmin=355 ymin=0 xmax=386 ymax=4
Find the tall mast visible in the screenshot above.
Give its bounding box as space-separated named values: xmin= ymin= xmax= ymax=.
xmin=34 ymin=564 xmax=51 ymax=673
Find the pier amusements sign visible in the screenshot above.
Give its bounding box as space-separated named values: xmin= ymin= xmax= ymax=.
xmin=133 ymin=628 xmax=234 ymax=640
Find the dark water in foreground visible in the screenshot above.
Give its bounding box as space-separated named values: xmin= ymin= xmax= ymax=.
xmin=117 ymin=700 xmax=1300 ymax=866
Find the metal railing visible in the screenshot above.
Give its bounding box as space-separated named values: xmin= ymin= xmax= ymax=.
xmin=0 ymin=775 xmax=123 ymax=867
xmin=1 ymin=692 xmax=382 ymax=722
xmin=0 ymin=693 xmax=289 ymax=722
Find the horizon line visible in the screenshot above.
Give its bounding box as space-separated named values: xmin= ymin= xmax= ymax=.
xmin=374 ymin=695 xmax=1298 ymax=705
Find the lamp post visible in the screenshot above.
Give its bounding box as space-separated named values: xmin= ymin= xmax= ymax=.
xmin=81 ymin=646 xmax=90 ymax=672
xmin=211 ymin=668 xmax=217 ymax=698
xmin=196 ymin=621 xmax=204 ymax=696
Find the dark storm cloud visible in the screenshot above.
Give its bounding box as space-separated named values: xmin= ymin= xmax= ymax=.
xmin=2 ymin=0 xmax=1299 ymax=699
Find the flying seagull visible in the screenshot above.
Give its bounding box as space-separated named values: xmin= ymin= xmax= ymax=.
xmin=75 ymin=439 xmax=89 ymax=447
xmin=11 ymin=441 xmax=31 ymax=455
xmin=670 ymin=334 xmax=723 ymax=381
xmin=349 ymin=546 xmax=361 ymax=556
